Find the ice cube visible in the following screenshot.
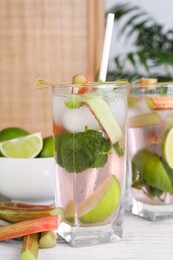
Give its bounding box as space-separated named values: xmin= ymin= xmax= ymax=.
xmin=62 ymin=106 xmax=100 ymax=132
xmin=108 ymin=98 xmax=126 ymax=127
xmin=52 ymin=96 xmax=67 ymax=125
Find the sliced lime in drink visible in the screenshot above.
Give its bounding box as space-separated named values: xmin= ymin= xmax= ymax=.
xmin=162 ymin=127 xmax=173 ymax=169
xmin=0 ymin=133 xmax=43 ymax=158
xmin=132 ymin=149 xmax=172 ymax=193
xmin=79 ymin=175 xmax=121 ymax=224
xmin=65 ymin=175 xmax=121 ymax=224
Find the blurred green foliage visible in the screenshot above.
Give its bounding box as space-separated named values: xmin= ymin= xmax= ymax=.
xmin=107 ymin=3 xmax=173 ymax=81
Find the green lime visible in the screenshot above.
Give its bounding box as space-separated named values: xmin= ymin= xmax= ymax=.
xmin=162 ymin=127 xmax=173 ymax=169
xmin=0 ymin=127 xmax=29 ymax=157
xmin=0 ymin=127 xmax=29 ymax=142
xmin=39 ymin=136 xmax=53 ymax=157
xmin=0 ymin=133 xmax=43 ymax=158
xmin=132 ymin=149 xmax=172 ymax=193
xmin=65 ymin=175 xmax=121 ymax=224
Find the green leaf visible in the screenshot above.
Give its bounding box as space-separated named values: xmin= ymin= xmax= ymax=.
xmin=127 ymin=53 xmax=137 ymax=69
xmin=137 ymin=51 xmax=149 ymax=71
xmin=55 ymin=130 xmax=111 ymax=173
xmin=120 ymin=12 xmax=148 ymax=35
xmin=109 ymin=3 xmax=140 ymax=20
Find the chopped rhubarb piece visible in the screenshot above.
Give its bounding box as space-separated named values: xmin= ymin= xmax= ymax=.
xmin=53 ymin=123 xmax=65 ymax=135
xmin=129 ymin=112 xmax=161 ymax=128
xmin=73 ymin=74 xmax=91 ymax=94
xmin=73 ymin=74 xmax=91 ymax=84
xmin=145 ymin=96 xmax=173 ymax=110
xmin=82 ymin=96 xmax=122 ymax=144
xmin=139 ymin=78 xmax=157 ymax=89
xmin=0 ymin=215 xmax=59 ymax=241
xmin=78 ymin=86 xmax=90 ymax=94
xmin=0 ymin=202 xmax=54 ymax=209
xmin=20 ymin=233 xmax=40 ymax=260
xmin=39 ymin=231 xmax=57 ymax=248
xmin=0 ymin=206 xmax=65 ymax=223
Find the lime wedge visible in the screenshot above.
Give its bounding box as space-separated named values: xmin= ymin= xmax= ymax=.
xmin=133 ymin=148 xmax=172 ymax=193
xmin=0 ymin=133 xmax=43 ymax=158
xmin=163 ymin=127 xmax=173 ymax=169
xmin=65 ymin=175 xmax=121 ymax=224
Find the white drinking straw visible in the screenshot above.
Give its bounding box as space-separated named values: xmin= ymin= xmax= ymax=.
xmin=99 ymin=13 xmax=115 ymax=82
xmin=85 ymin=14 xmax=115 ymax=199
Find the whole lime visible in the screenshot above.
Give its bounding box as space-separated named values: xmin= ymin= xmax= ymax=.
xmin=0 ymin=127 xmax=29 ymax=142
xmin=39 ymin=136 xmax=53 ymax=157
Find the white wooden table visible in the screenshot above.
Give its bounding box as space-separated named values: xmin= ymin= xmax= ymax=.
xmin=0 ymin=212 xmax=173 ymax=260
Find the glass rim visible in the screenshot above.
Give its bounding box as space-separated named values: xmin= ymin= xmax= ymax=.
xmin=37 ymin=79 xmax=128 ymax=89
xmin=129 ymin=81 xmax=173 ymax=87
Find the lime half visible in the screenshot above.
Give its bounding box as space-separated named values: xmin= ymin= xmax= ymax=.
xmin=163 ymin=127 xmax=173 ymax=169
xmin=0 ymin=133 xmax=43 ymax=158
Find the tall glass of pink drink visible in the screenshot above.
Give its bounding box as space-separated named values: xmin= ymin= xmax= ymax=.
xmin=52 ymin=81 xmax=127 ymax=247
xmin=127 ymin=80 xmax=173 ymax=220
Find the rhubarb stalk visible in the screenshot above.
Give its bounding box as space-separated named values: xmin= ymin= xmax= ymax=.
xmin=20 ymin=233 xmax=40 ymax=260
xmin=0 ymin=215 xmax=59 ymax=241
xmin=0 ymin=202 xmax=54 ymax=209
xmin=0 ymin=206 xmax=65 ymax=223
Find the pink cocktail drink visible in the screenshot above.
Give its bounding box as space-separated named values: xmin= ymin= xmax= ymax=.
xmin=127 ymin=81 xmax=173 ymax=220
xmin=52 ymin=82 xmax=127 ymax=246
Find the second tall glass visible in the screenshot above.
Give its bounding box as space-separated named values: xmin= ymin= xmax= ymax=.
xmin=127 ymin=81 xmax=173 ymax=221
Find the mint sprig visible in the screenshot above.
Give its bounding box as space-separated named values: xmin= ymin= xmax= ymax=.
xmin=55 ymin=129 xmax=111 ymax=173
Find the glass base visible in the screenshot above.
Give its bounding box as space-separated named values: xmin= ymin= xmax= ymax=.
xmin=128 ymin=198 xmax=173 ymax=221
xmin=58 ymin=221 xmax=122 ymax=247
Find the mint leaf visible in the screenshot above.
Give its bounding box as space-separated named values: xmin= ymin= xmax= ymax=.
xmin=55 ymin=130 xmax=111 ymax=173
xmin=113 ymin=142 xmax=124 ymax=156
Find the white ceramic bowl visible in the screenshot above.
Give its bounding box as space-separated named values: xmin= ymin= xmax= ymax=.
xmin=0 ymin=157 xmax=55 ymax=204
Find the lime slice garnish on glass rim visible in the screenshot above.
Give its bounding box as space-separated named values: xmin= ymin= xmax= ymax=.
xmin=0 ymin=133 xmax=43 ymax=158
xmin=163 ymin=127 xmax=173 ymax=169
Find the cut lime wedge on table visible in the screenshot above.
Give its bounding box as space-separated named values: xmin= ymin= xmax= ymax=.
xmin=0 ymin=133 xmax=43 ymax=158
xmin=163 ymin=127 xmax=173 ymax=169
xmin=65 ymin=175 xmax=121 ymax=224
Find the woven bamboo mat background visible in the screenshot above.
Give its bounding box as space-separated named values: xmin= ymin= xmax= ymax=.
xmin=0 ymin=0 xmax=104 ymax=136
